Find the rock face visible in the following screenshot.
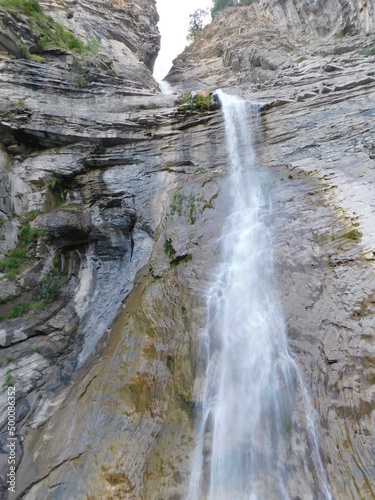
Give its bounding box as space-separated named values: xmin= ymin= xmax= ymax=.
xmin=167 ymin=1 xmax=375 ymax=499
xmin=1 ymin=0 xmax=375 ymax=498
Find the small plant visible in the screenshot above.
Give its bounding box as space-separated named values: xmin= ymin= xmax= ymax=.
xmin=17 ymin=41 xmax=28 ymax=58
xmin=296 ymin=56 xmax=308 ymax=63
xmin=8 ymin=302 xmax=31 ymax=318
xmin=29 ymin=347 xmax=40 ymax=354
xmin=95 ymin=144 xmax=107 ymax=154
xmin=54 ymin=195 xmax=65 ymax=207
xmin=360 ymin=44 xmax=375 ymax=57
xmin=2 ymin=370 xmax=14 ymax=391
xmin=170 ymin=191 xmax=214 ymax=224
xmin=193 ymin=167 xmax=206 ymax=175
xmin=0 ymin=220 xmax=46 ymax=279
xmin=0 ymin=294 xmax=16 ymax=304
xmin=343 ymin=229 xmax=362 ymax=241
xmin=37 ymin=393 xmax=42 ymax=400
xmin=37 ymin=270 xmax=66 ymax=303
xmin=24 ymin=209 xmax=41 ymax=222
xmin=74 ymin=75 xmax=85 ymax=88
xmin=4 ymin=110 xmax=16 ymax=121
xmin=183 ymin=92 xmax=212 ymax=112
xmin=30 ymin=53 xmax=46 ymax=62
xmin=0 ymin=356 xmax=14 ymax=367
xmin=48 ymin=176 xmax=61 ymax=189
xmin=164 ymin=238 xmax=176 ymax=260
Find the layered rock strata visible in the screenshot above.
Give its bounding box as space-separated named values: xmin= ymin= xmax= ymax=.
xmin=0 ymin=0 xmax=375 ymax=498
xmin=167 ymin=1 xmax=375 ymax=498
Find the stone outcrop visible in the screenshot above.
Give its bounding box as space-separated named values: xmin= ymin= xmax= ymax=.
xmin=1 ymin=0 xmax=375 ymax=498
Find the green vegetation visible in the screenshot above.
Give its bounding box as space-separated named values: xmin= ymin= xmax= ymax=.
xmin=48 ymin=176 xmax=61 ymax=189
xmin=343 ymin=229 xmax=362 ymax=241
xmin=193 ymin=167 xmax=207 ymax=175
xmin=48 ymin=176 xmax=66 ymax=206
xmin=296 ymin=56 xmax=308 ymax=63
xmin=38 ymin=269 xmax=67 ymax=303
xmin=30 ymin=53 xmax=45 ymax=62
xmin=164 ymin=238 xmax=176 ymax=260
xmin=211 ymin=0 xmax=253 ymax=17
xmin=187 ymin=8 xmax=209 ymax=42
xmin=183 ymin=92 xmax=212 ymax=112
xmin=24 ymin=209 xmax=41 ymax=222
xmin=2 ymin=370 xmax=14 ymax=391
xmin=8 ymin=302 xmax=31 ymax=318
xmin=0 ymin=357 xmax=14 ymax=367
xmin=95 ymin=144 xmax=107 ymax=154
xmin=74 ymin=75 xmax=85 ymax=88
xmin=360 ymin=44 xmax=375 ymax=57
xmin=0 ymin=0 xmax=86 ymax=56
xmin=170 ymin=191 xmax=215 ymax=225
xmin=0 ymin=268 xmax=66 ymax=322
xmin=29 ymin=347 xmax=40 ymax=354
xmin=0 ymin=294 xmax=16 ymax=304
xmin=0 ymin=219 xmax=45 ymax=279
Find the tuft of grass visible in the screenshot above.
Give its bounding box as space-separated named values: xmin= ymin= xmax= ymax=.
xmin=24 ymin=209 xmax=41 ymax=222
xmin=30 ymin=53 xmax=45 ymax=62
xmin=0 ymin=294 xmax=16 ymax=304
xmin=48 ymin=176 xmax=61 ymax=189
xmin=296 ymin=56 xmax=308 ymax=63
xmin=8 ymin=302 xmax=31 ymax=318
xmin=193 ymin=167 xmax=206 ymax=175
xmin=2 ymin=370 xmax=14 ymax=391
xmin=0 ymin=220 xmax=46 ymax=278
xmin=0 ymin=356 xmax=14 ymax=367
xmin=74 ymin=75 xmax=85 ymax=88
xmin=29 ymin=347 xmax=40 ymax=354
xmin=38 ymin=269 xmax=67 ymax=303
xmin=343 ymin=229 xmax=362 ymax=241
xmin=164 ymin=238 xmax=176 ymax=261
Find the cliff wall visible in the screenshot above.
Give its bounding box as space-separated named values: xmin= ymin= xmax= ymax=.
xmin=0 ymin=0 xmax=375 ymax=498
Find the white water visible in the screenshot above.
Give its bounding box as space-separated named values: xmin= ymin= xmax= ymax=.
xmin=158 ymin=80 xmax=175 ymax=94
xmin=188 ymin=92 xmax=331 ymax=499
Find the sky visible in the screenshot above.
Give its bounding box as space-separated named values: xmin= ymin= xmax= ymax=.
xmin=154 ymin=0 xmax=213 ymax=82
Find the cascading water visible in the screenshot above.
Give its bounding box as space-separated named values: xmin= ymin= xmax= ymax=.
xmin=188 ymin=92 xmax=331 ymax=500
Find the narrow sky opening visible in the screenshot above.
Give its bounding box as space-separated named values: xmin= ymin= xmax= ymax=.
xmin=154 ymin=0 xmax=212 ymax=82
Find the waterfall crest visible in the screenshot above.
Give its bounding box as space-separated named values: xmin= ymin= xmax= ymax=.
xmin=188 ymin=91 xmax=331 ymax=500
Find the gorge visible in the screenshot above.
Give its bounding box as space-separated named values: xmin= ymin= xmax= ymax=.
xmin=0 ymin=0 xmax=375 ymax=498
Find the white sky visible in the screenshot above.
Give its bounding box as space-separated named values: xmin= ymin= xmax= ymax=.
xmin=154 ymin=0 xmax=213 ymax=82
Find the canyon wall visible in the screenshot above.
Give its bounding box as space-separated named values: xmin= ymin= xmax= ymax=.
xmin=0 ymin=0 xmax=374 ymax=498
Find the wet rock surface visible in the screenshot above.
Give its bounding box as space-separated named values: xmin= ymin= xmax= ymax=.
xmin=166 ymin=1 xmax=375 ymax=497
xmin=0 ymin=0 xmax=375 ymax=498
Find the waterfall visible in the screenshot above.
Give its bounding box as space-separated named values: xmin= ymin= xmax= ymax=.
xmin=188 ymin=92 xmax=331 ymax=500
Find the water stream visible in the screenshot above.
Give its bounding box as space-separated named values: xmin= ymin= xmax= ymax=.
xmin=188 ymin=92 xmax=331 ymax=499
